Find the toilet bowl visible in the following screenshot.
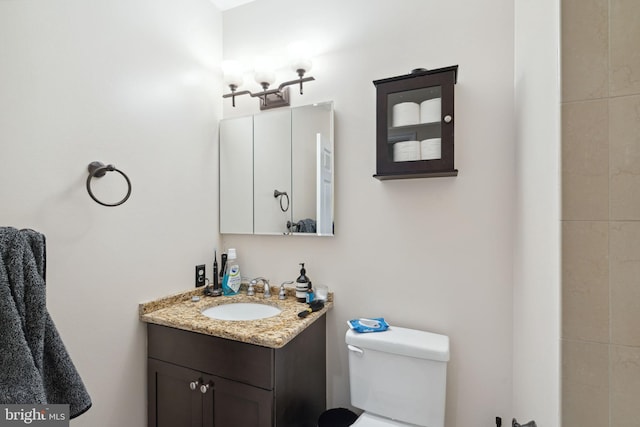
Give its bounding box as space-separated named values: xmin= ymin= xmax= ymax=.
xmin=346 ymin=326 xmax=449 ymax=427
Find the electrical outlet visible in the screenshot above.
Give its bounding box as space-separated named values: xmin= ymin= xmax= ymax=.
xmin=195 ymin=264 xmax=206 ymax=288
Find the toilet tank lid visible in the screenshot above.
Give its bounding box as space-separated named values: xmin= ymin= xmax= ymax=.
xmin=346 ymin=326 xmax=450 ymax=362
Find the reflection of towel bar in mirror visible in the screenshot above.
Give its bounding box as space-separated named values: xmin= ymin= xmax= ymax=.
xmin=86 ymin=161 xmax=132 ymax=207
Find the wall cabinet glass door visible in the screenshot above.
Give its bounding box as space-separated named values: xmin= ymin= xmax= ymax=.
xmin=373 ymin=66 xmax=458 ymax=180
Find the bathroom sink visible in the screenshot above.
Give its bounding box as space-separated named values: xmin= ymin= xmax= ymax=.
xmin=201 ymin=303 xmax=282 ymax=321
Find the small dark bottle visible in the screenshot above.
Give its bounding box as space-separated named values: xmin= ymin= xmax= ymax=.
xmin=306 ymin=281 xmax=315 ymax=303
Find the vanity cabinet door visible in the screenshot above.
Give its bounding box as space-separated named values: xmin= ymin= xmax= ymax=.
xmin=148 ymin=359 xmax=273 ymax=427
xmin=211 ymin=375 xmax=273 ymax=427
xmin=148 ymin=359 xmax=204 ymax=427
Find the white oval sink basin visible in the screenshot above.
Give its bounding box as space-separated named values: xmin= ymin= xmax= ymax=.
xmin=201 ymin=303 xmax=282 ymax=321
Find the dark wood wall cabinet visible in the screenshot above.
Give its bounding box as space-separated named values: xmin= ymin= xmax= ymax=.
xmin=147 ymin=316 xmax=326 ymax=427
xmin=373 ymin=65 xmax=458 ymax=180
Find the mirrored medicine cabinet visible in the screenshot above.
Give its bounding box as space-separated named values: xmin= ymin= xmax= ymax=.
xmin=219 ymin=101 xmax=334 ymax=236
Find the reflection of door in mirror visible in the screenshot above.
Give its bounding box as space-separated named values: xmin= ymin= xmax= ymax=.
xmin=317 ymin=132 xmax=333 ymax=235
xmin=220 ymin=116 xmax=253 ymax=234
xmin=254 ymin=109 xmax=292 ymax=234
xmin=292 ymin=103 xmax=333 ymax=234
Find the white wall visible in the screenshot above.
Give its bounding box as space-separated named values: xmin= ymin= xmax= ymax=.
xmin=0 ymin=1 xmax=222 ymax=425
xmin=221 ymin=0 xmax=516 ymax=425
xmin=513 ymin=0 xmax=561 ymax=425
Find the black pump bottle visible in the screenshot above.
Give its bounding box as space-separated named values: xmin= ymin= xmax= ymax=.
xmin=295 ymin=263 xmax=310 ymax=303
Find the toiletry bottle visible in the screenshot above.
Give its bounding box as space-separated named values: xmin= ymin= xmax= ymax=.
xmin=295 ymin=263 xmax=310 ymax=303
xmin=219 ymin=252 xmax=227 ymax=285
xmin=222 ymin=249 xmax=241 ymax=296
xmin=306 ymin=281 xmax=315 ymax=303
xmin=221 ymin=252 xmax=228 ymax=291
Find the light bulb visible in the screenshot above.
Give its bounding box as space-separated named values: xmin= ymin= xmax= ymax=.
xmin=254 ymin=70 xmax=275 ymax=86
xmin=288 ymin=41 xmax=313 ymax=75
xmin=222 ymin=60 xmax=244 ymax=88
xmin=254 ymin=56 xmax=276 ymax=87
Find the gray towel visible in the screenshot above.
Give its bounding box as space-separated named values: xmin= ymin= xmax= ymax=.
xmin=0 ymin=227 xmax=91 ymax=418
xmin=297 ymin=218 xmax=316 ymax=233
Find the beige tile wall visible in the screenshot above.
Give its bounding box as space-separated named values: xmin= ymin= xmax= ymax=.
xmin=562 ymin=0 xmax=640 ymax=425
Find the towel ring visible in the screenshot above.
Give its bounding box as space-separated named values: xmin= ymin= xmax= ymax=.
xmin=273 ymin=189 xmax=289 ymax=212
xmin=86 ymin=161 xmax=132 ymax=207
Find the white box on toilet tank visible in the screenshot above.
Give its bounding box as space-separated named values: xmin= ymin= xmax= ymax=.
xmin=346 ymin=326 xmax=449 ymax=427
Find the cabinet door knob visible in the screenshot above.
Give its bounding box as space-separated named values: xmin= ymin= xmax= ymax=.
xmin=200 ymin=383 xmax=211 ymax=394
xmin=443 ymin=115 xmax=452 ymax=123
xmin=189 ymin=380 xmax=199 ymax=391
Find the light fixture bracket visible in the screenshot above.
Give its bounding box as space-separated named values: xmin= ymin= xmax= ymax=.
xmin=259 ymin=87 xmax=290 ymax=110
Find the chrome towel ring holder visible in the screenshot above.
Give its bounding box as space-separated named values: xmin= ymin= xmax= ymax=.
xmin=86 ymin=161 xmax=132 ymax=207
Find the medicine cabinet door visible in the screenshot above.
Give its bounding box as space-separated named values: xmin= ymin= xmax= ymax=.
xmin=220 ymin=115 xmax=253 ymax=234
xmin=254 ymin=109 xmax=292 ymax=234
xmin=291 ymin=102 xmax=334 ymax=236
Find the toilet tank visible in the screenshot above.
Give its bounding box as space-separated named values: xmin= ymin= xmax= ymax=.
xmin=346 ymin=326 xmax=449 ymax=427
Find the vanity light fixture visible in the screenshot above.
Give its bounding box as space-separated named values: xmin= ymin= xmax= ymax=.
xmin=222 ymin=42 xmax=316 ymax=110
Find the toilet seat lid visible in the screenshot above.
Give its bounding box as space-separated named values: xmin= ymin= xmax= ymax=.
xmin=352 ymin=412 xmax=416 ymax=427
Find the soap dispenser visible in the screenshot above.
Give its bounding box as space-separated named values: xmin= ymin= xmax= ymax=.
xmin=295 ymin=263 xmax=310 ymax=303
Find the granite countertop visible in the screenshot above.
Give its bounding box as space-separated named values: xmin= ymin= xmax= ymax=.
xmin=139 ymin=285 xmax=333 ymax=349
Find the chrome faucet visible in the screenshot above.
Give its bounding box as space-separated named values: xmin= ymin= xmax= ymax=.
xmin=279 ymin=281 xmax=294 ymax=300
xmin=250 ymin=277 xmax=271 ymax=298
xmin=246 ymin=281 xmax=256 ymax=296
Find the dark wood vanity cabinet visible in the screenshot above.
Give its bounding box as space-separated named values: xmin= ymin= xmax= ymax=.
xmin=373 ymin=65 xmax=458 ymax=180
xmin=148 ymin=359 xmax=272 ymax=427
xmin=147 ymin=315 xmax=326 ymax=427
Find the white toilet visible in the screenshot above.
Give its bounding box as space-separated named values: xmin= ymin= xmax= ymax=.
xmin=345 ymin=326 xmax=450 ymax=427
